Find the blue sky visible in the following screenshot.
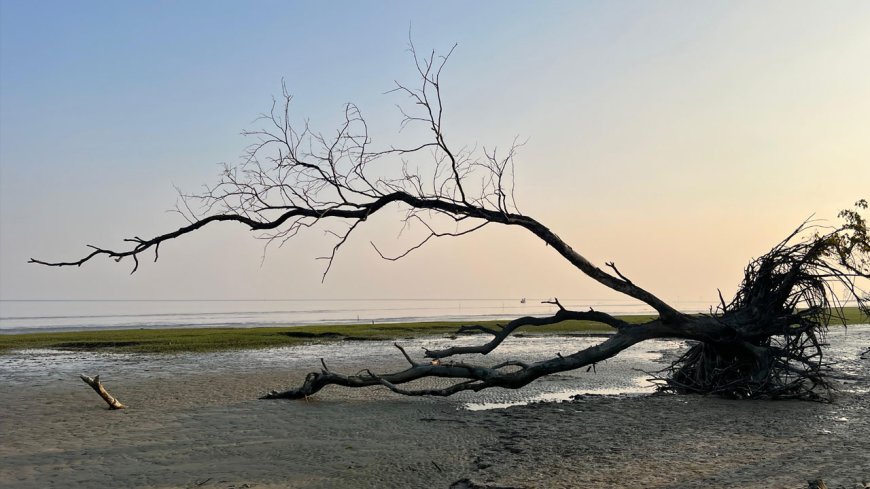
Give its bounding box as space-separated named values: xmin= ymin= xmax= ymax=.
xmin=1 ymin=1 xmax=868 ymax=304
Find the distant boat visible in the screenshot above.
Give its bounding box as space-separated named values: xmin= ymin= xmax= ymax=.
xmin=520 ymin=298 xmax=526 ymax=304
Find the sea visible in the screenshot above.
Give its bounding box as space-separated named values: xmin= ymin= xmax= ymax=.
xmin=0 ymin=298 xmax=716 ymax=334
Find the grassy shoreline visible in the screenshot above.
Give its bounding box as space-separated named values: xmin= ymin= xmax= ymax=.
xmin=0 ymin=317 xmax=649 ymax=354
xmin=1 ymin=307 xmax=866 ymax=354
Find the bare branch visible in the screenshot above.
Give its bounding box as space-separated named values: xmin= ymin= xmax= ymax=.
xmin=605 ymin=261 xmax=633 ymax=285
xmin=394 ymin=342 xmax=419 ymax=367
xmin=424 ymin=307 xmax=630 ymax=360
xmin=263 ymin=330 xmax=652 ymax=399
xmin=542 ymin=297 xmax=566 ymax=311
xmin=370 ymin=218 xmax=488 ymax=262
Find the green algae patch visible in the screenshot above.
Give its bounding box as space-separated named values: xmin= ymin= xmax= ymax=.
xmin=1 ymin=308 xmax=863 ymax=355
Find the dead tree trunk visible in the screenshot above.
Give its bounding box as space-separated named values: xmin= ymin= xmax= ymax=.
xmin=31 ymin=45 xmax=869 ymax=402
xmin=263 ymin=202 xmax=869 ymax=401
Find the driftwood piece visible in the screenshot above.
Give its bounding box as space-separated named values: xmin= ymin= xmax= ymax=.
xmin=80 ymin=374 xmax=125 ymax=409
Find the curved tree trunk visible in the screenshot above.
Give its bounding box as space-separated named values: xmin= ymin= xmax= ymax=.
xmin=262 ymin=218 xmax=868 ymax=402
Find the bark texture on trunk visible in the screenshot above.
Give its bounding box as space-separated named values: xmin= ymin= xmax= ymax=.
xmin=80 ymin=374 xmax=125 ymax=410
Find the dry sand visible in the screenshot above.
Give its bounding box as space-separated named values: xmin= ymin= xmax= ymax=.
xmin=1 ymin=332 xmax=869 ymax=488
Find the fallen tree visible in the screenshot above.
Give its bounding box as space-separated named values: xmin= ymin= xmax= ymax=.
xmin=32 ymin=45 xmax=869 ymax=401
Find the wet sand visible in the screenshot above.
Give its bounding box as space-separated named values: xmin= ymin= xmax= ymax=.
xmin=1 ymin=331 xmax=869 ymax=488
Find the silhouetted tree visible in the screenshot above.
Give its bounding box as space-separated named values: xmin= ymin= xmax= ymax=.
xmin=32 ymin=45 xmax=869 ymax=401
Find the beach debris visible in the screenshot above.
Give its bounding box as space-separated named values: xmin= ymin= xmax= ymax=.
xmin=80 ymin=374 xmax=125 ymax=410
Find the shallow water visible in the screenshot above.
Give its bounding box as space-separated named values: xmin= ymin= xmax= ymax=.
xmin=0 ymin=298 xmax=708 ymax=333
xmin=1 ymin=327 xmax=867 ymax=410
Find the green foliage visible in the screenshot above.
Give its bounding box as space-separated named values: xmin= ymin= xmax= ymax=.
xmin=832 ymin=199 xmax=870 ymax=275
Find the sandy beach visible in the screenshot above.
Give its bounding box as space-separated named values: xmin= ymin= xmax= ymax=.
xmin=2 ymin=331 xmax=868 ymax=488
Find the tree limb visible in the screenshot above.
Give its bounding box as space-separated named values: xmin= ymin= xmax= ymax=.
xmin=425 ymin=306 xmax=630 ymax=359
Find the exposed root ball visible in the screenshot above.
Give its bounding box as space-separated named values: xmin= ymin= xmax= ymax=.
xmin=657 ymin=202 xmax=869 ymax=401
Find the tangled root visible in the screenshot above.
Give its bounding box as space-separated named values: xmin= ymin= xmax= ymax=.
xmin=657 ymin=201 xmax=869 ymax=400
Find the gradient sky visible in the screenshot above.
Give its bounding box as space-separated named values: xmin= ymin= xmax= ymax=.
xmin=1 ymin=1 xmax=868 ymax=306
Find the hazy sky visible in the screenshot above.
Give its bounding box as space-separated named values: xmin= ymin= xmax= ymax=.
xmin=1 ymin=1 xmax=868 ymax=306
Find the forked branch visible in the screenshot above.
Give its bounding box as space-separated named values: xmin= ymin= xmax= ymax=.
xmin=80 ymin=374 xmax=125 ymax=410
xmin=425 ymin=304 xmax=630 ymax=359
